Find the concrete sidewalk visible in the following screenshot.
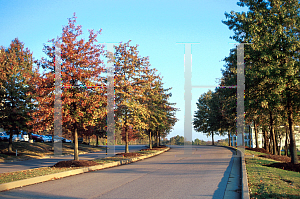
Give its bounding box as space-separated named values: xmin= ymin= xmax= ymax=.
xmin=0 ymin=145 xmax=147 ymax=174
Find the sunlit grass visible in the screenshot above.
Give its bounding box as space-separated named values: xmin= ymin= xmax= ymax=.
xmin=244 ymin=149 xmax=269 ymax=156
xmin=280 ymin=150 xmax=300 ymax=156
xmin=137 ymin=150 xmax=158 ymax=154
xmin=0 ymin=167 xmax=78 ymax=184
xmin=245 ymin=150 xmax=300 ymax=199
xmin=0 ymin=142 xmax=105 ymax=162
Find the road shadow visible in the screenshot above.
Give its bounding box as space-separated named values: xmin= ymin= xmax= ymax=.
xmin=0 ymin=190 xmax=80 ymax=199
xmin=212 ymin=149 xmax=235 ymax=199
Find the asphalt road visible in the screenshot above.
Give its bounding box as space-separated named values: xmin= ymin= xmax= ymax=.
xmin=0 ymin=145 xmax=235 ymax=199
xmin=0 ymin=145 xmax=147 ymax=174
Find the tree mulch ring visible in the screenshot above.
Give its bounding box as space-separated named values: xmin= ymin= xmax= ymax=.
xmin=115 ymin=152 xmax=143 ymax=158
xmin=154 ymin=145 xmax=167 ymax=148
xmin=2 ymin=152 xmax=22 ymax=156
xmin=141 ymin=145 xmax=168 ymax=151
xmin=258 ymin=154 xmax=294 ymax=162
xmin=52 ymin=160 xmax=100 ymax=168
xmin=246 ymin=147 xmax=300 ymax=172
xmin=140 ymin=148 xmax=163 ymax=151
xmin=245 ymin=147 xmax=272 ymax=155
xmin=258 ymin=154 xmax=300 ymax=172
xmin=263 ymin=162 xmax=300 ymax=172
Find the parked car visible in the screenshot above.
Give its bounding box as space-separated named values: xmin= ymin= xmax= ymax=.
xmin=1 ymin=131 xmax=29 ymax=142
xmin=40 ymin=135 xmax=52 ymax=142
xmin=12 ymin=134 xmax=22 ymax=142
xmin=46 ymin=135 xmax=64 ymax=143
xmin=0 ymin=133 xmax=22 ymax=142
xmin=31 ymin=134 xmax=43 ymax=142
xmin=45 ymin=135 xmax=53 ymax=142
xmin=0 ymin=132 xmax=9 ymax=141
xmin=19 ymin=131 xmax=29 ymax=142
xmin=62 ymin=137 xmax=72 ymax=143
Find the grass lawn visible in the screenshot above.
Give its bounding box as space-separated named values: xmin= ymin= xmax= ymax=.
xmin=93 ymin=150 xmax=160 ymax=164
xmin=0 ymin=142 xmax=105 ymax=162
xmin=280 ymin=150 xmax=300 ymax=156
xmin=0 ymin=167 xmax=78 ymax=184
xmin=245 ymin=150 xmax=300 ymax=199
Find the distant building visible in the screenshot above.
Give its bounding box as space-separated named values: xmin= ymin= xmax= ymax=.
xmin=230 ymin=125 xmax=300 ymax=151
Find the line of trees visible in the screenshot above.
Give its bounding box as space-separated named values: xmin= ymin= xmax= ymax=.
xmin=0 ymin=13 xmax=178 ymax=160
xmin=193 ymin=0 xmax=300 ymax=164
xmin=161 ymin=135 xmax=225 ymax=146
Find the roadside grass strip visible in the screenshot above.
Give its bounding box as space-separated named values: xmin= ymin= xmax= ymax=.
xmin=245 ymin=150 xmax=300 ymax=199
xmin=93 ymin=150 xmax=160 ymax=164
xmin=245 ymin=149 xmax=268 ymax=156
xmin=0 ymin=148 xmax=169 ymax=191
xmin=0 ymin=142 xmax=104 ymax=162
xmin=0 ymin=167 xmax=78 ymax=184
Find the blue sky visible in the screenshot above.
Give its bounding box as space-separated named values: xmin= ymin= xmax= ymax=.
xmin=0 ymin=0 xmax=248 ymax=141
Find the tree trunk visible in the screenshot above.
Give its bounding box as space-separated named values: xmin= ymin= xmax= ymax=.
xmin=263 ymin=129 xmax=269 ymax=152
xmin=287 ymin=94 xmax=298 ymax=164
xmin=212 ymin=132 xmax=214 ymax=146
xmin=125 ymin=126 xmax=129 ymax=153
xmin=159 ymin=132 xmax=161 ymax=146
xmin=262 ymin=129 xmax=266 ymax=149
xmin=254 ymin=121 xmax=259 ymax=148
xmin=270 ymin=137 xmax=273 ymax=154
xmin=51 ymin=131 xmax=54 ymax=143
xmin=8 ymin=133 xmax=13 ymax=153
xmin=74 ymin=128 xmax=79 ymax=160
xmin=149 ymin=130 xmax=152 ymax=149
xmin=228 ymin=132 xmax=231 ymax=146
xmin=268 ymin=135 xmax=271 ymax=153
xmin=261 ymin=129 xmax=264 ymax=149
xmin=96 ymin=135 xmax=99 ymax=146
xmin=156 ymin=131 xmax=159 ymax=147
xmin=269 ymin=111 xmax=277 ymax=155
xmin=274 ymin=129 xmax=279 ymax=155
xmin=278 ymin=135 xmax=282 ymax=156
xmin=285 ymin=125 xmax=289 ymax=156
xmin=249 ymin=127 xmax=252 ymax=148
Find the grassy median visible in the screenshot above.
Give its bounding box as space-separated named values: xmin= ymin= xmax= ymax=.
xmin=0 ymin=142 xmax=104 ymax=162
xmin=0 ymin=149 xmax=162 ymax=184
xmin=245 ymin=150 xmax=300 ymax=199
xmin=0 ymin=167 xmax=78 ymax=184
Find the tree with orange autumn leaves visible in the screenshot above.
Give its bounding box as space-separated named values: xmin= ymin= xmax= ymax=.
xmin=26 ymin=13 xmax=178 ymax=157
xmin=28 ymin=13 xmax=107 ymax=160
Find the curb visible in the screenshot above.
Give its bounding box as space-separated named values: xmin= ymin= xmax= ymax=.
xmin=216 ymin=145 xmax=250 ymax=199
xmin=0 ymin=147 xmax=170 ymax=192
xmin=238 ymin=148 xmax=250 ymax=199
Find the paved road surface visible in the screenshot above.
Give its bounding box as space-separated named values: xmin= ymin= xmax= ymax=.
xmin=0 ymin=145 xmax=235 ymax=199
xmin=0 ymin=145 xmax=147 ymax=174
